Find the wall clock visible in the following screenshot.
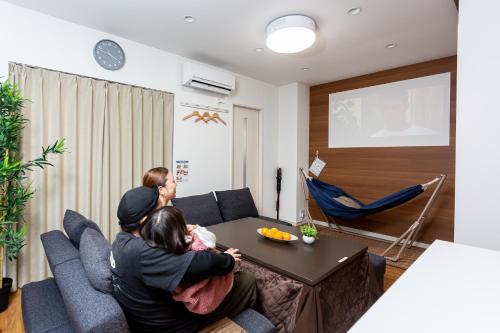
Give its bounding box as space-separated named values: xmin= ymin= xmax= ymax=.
xmin=93 ymin=39 xmax=125 ymax=70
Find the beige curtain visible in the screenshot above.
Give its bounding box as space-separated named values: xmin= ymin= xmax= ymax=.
xmin=8 ymin=63 xmax=174 ymax=288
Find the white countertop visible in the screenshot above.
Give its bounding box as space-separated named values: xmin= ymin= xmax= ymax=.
xmin=349 ymin=240 xmax=500 ymax=333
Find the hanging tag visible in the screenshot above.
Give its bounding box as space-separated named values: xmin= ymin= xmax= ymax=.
xmin=309 ymin=157 xmax=326 ymax=177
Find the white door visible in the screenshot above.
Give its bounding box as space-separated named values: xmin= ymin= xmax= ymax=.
xmin=233 ymin=105 xmax=260 ymax=209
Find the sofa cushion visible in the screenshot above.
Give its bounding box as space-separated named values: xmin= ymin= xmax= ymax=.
xmin=63 ymin=209 xmax=102 ymax=249
xmin=80 ymin=228 xmax=113 ymax=294
xmin=215 ymin=188 xmax=259 ymax=222
xmin=53 ymin=258 xmax=129 ymax=333
xmin=172 ymin=192 xmax=224 ymax=227
xmin=22 ymin=278 xmax=73 ymax=333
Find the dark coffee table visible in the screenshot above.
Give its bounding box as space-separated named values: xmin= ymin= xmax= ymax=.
xmin=208 ymin=217 xmax=379 ymax=333
xmin=207 ymin=217 xmax=367 ymax=286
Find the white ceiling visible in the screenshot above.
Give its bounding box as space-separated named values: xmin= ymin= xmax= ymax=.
xmin=5 ymin=0 xmax=458 ymax=86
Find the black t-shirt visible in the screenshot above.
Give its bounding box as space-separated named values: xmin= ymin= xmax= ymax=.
xmin=110 ymin=231 xmax=234 ymax=333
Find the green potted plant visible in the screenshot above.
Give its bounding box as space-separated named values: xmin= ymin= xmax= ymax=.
xmin=0 ymin=80 xmax=65 ymax=312
xmin=300 ymin=223 xmax=318 ymax=245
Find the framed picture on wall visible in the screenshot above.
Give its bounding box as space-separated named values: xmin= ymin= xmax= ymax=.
xmin=328 ymin=72 xmax=451 ymax=148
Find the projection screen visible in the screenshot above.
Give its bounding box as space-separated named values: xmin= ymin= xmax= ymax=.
xmin=329 ymin=72 xmax=450 ymax=148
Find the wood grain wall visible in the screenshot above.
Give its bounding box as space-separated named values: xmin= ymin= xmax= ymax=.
xmin=309 ymin=56 xmax=456 ymax=243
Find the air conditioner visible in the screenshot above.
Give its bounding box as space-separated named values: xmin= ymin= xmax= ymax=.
xmin=182 ymin=62 xmax=235 ymax=95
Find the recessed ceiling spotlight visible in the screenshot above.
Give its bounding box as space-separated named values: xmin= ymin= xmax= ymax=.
xmin=302 ymin=67 xmax=310 ymax=71
xmin=347 ymin=7 xmax=362 ymax=16
xmin=255 ymin=48 xmax=264 ymax=52
xmin=385 ymin=42 xmax=397 ymax=49
xmin=266 ymin=15 xmax=316 ymax=54
xmin=184 ymin=15 xmax=196 ymax=23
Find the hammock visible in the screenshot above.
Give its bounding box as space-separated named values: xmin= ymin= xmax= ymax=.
xmin=306 ymin=178 xmax=424 ymax=220
xmin=299 ymin=168 xmax=446 ymax=262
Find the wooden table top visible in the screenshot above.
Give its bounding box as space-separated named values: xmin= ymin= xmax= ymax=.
xmin=208 ymin=217 xmax=367 ymax=286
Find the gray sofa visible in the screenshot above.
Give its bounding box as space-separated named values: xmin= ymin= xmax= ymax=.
xmin=21 ymin=210 xmax=275 ymax=333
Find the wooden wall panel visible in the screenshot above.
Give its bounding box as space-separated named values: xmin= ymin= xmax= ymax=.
xmin=309 ymin=56 xmax=456 ymax=243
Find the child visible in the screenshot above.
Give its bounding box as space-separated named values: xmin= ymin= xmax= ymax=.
xmin=140 ymin=206 xmax=234 ymax=315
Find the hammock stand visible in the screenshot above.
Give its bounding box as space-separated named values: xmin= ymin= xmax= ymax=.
xmin=299 ymin=168 xmax=446 ymax=262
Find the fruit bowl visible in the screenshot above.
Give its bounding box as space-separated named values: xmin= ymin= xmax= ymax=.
xmin=257 ymin=228 xmax=298 ymax=243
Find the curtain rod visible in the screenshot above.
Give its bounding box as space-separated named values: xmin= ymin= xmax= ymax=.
xmin=8 ymin=62 xmax=174 ymax=95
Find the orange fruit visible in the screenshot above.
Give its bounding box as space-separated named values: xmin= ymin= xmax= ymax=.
xmin=283 ymin=233 xmax=291 ymax=241
xmin=271 ymin=227 xmax=278 ymax=233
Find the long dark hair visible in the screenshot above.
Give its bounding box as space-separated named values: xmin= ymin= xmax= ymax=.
xmin=140 ymin=206 xmax=189 ymax=254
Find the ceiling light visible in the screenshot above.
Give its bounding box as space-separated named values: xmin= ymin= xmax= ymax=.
xmin=385 ymin=43 xmax=397 ymax=49
xmin=255 ymin=48 xmax=264 ymax=52
xmin=347 ymin=7 xmax=362 ymax=15
xmin=184 ymin=16 xmax=196 ymax=23
xmin=266 ymin=15 xmax=316 ymax=54
xmin=302 ymin=67 xmax=310 ymax=71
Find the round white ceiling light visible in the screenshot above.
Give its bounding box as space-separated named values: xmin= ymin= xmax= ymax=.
xmin=184 ymin=15 xmax=196 ymax=23
xmin=347 ymin=7 xmax=362 ymax=15
xmin=254 ymin=47 xmax=264 ymax=52
xmin=266 ymin=15 xmax=316 ymax=54
xmin=385 ymin=42 xmax=397 ymax=49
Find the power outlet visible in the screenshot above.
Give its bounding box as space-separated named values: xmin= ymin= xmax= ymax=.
xmin=299 ymin=209 xmax=306 ymax=219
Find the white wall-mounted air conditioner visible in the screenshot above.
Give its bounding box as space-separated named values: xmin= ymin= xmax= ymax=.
xmin=182 ymin=62 xmax=235 ymax=95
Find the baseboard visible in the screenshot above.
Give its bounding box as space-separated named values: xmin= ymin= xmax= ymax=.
xmin=290 ymin=219 xmax=430 ymax=249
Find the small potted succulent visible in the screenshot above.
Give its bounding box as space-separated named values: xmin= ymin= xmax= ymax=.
xmin=300 ymin=223 xmax=317 ymax=245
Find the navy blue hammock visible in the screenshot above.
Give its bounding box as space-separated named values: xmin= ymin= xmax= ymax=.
xmin=305 ymin=177 xmax=425 ymax=220
xmin=300 ymin=169 xmax=446 ymax=262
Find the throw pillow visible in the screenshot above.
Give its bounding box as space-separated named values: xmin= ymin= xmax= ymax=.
xmin=63 ymin=209 xmax=102 ymax=249
xmin=79 ymin=228 xmax=113 ymax=294
xmin=172 ymin=192 xmax=224 ymax=227
xmin=215 ymin=188 xmax=259 ymax=222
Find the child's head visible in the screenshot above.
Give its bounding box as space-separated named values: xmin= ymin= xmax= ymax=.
xmin=140 ymin=206 xmax=189 ymax=254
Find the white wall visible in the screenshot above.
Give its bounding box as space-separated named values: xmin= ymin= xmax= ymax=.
xmin=0 ymin=1 xmax=279 ymax=217
xmin=296 ymin=83 xmax=310 ymax=220
xmin=277 ymin=82 xmax=310 ymax=223
xmin=455 ymin=0 xmax=500 ymax=250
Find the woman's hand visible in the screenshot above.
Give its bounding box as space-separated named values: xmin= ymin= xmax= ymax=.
xmin=186 ymin=224 xmax=197 ymax=232
xmin=224 ymin=248 xmax=241 ymax=262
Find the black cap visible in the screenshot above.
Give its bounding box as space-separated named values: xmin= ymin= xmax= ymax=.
xmin=117 ymin=186 xmax=159 ymax=228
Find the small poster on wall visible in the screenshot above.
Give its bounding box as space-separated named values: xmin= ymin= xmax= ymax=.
xmin=175 ymin=160 xmax=190 ymax=183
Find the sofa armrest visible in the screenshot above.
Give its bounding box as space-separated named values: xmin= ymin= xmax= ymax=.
xmin=41 ymin=230 xmax=79 ymax=273
xmin=232 ymin=308 xmax=275 ymax=333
